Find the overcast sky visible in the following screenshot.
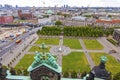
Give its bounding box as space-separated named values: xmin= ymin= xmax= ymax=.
xmin=0 ymin=0 xmax=120 ymax=7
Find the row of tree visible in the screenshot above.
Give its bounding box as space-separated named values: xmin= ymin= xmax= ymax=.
xmin=63 ymin=26 xmax=114 ymax=37
xmin=37 ymin=26 xmax=62 ymax=36
xmin=10 ymin=68 xmax=29 ymax=76
xmin=37 ymin=26 xmax=114 ymax=37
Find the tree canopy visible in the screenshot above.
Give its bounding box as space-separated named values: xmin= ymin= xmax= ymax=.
xmin=55 ymin=20 xmax=62 ymax=26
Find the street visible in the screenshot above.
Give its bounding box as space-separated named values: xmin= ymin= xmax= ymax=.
xmin=0 ymin=27 xmax=42 ymax=63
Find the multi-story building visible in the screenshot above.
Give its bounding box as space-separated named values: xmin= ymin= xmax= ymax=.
xmin=18 ymin=10 xmax=33 ymax=20
xmin=0 ymin=16 xmax=13 ymax=24
xmin=113 ymin=29 xmax=120 ymax=46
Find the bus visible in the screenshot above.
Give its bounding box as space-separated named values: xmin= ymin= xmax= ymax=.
xmin=16 ymin=39 xmax=21 ymax=44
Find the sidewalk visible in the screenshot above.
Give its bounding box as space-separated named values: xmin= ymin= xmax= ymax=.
xmin=11 ymin=34 xmax=38 ymax=67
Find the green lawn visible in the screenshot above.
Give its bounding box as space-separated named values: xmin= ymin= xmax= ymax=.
xmin=29 ymin=46 xmax=50 ymax=52
xmin=83 ymin=39 xmax=104 ymax=50
xmin=62 ymin=52 xmax=90 ymax=73
xmin=63 ymin=38 xmax=82 ymax=49
xmin=35 ymin=38 xmax=59 ymax=45
xmin=89 ymin=52 xmax=120 ymax=75
xmin=15 ymin=54 xmax=57 ymax=70
xmin=15 ymin=54 xmax=35 ymax=69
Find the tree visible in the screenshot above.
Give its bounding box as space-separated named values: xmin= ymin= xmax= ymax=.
xmin=23 ymin=69 xmax=29 ymax=76
xmin=81 ymin=71 xmax=87 ymax=78
xmin=55 ymin=21 xmax=62 ymax=27
xmin=113 ymin=72 xmax=120 ymax=80
xmin=10 ymin=67 xmax=16 ymax=75
xmin=71 ymin=71 xmax=77 ymax=78
xmin=57 ymin=12 xmax=61 ymax=15
xmin=16 ymin=69 xmax=22 ymax=75
xmin=21 ymin=17 xmax=26 ymax=20
xmin=108 ymin=15 xmax=112 ymax=18
xmin=63 ymin=71 xmax=69 ymax=78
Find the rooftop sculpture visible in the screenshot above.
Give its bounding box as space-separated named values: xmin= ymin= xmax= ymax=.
xmin=84 ymin=55 xmax=111 ymax=80
xmin=28 ymin=43 xmax=61 ymax=72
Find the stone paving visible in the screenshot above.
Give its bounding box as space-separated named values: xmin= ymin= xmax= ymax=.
xmin=97 ymin=37 xmax=120 ymax=60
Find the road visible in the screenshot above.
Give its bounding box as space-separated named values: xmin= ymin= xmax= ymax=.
xmin=0 ymin=27 xmax=42 ymax=58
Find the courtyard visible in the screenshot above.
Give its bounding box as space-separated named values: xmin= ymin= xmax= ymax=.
xmin=14 ymin=37 xmax=120 ymax=76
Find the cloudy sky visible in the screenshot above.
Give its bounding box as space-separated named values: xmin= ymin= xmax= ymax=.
xmin=0 ymin=0 xmax=120 ymax=7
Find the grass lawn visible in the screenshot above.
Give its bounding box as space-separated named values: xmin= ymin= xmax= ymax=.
xmin=89 ymin=52 xmax=120 ymax=75
xmin=62 ymin=52 xmax=90 ymax=73
xmin=15 ymin=54 xmax=57 ymax=70
xmin=83 ymin=39 xmax=104 ymax=50
xmin=63 ymin=38 xmax=82 ymax=49
xmin=35 ymin=38 xmax=59 ymax=45
xmin=29 ymin=46 xmax=50 ymax=52
xmin=15 ymin=54 xmax=35 ymax=69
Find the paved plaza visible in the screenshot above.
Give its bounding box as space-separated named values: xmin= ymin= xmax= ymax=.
xmin=6 ymin=35 xmax=120 ymax=72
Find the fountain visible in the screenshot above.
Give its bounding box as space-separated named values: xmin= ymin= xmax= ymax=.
xmin=50 ymin=46 xmax=71 ymax=55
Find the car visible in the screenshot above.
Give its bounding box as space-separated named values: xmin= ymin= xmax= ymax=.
xmin=110 ymin=49 xmax=117 ymax=53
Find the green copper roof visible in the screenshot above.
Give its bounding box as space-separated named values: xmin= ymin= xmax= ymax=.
xmin=100 ymin=56 xmax=107 ymax=63
xmin=46 ymin=10 xmax=54 ymax=14
xmin=39 ymin=43 xmax=48 ymax=49
xmin=28 ymin=52 xmax=61 ymax=73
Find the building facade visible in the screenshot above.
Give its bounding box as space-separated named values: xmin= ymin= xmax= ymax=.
xmin=113 ymin=29 xmax=120 ymax=46
xmin=0 ymin=16 xmax=13 ymax=24
xmin=18 ymin=10 xmax=33 ymax=20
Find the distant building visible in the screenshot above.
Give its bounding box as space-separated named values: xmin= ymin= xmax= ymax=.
xmin=96 ymin=19 xmax=120 ymax=23
xmin=0 ymin=4 xmax=2 ymax=8
xmin=72 ymin=16 xmax=87 ymax=21
xmin=113 ymin=29 xmax=120 ymax=46
xmin=45 ymin=10 xmax=54 ymax=15
xmin=18 ymin=10 xmax=33 ymax=20
xmin=95 ymin=19 xmax=120 ymax=27
xmin=0 ymin=16 xmax=13 ymax=24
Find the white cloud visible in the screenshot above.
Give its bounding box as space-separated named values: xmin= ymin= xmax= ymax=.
xmin=0 ymin=0 xmax=120 ymax=7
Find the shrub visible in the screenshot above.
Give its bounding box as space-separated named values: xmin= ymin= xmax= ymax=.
xmin=23 ymin=69 xmax=29 ymax=76
xmin=71 ymin=71 xmax=77 ymax=78
xmin=113 ymin=72 xmax=120 ymax=80
xmin=63 ymin=71 xmax=69 ymax=78
xmin=16 ymin=69 xmax=22 ymax=75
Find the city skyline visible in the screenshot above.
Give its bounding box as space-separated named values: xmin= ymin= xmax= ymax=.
xmin=0 ymin=0 xmax=120 ymax=7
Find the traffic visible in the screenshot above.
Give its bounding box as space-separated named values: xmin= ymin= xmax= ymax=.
xmin=0 ymin=26 xmax=41 ymax=58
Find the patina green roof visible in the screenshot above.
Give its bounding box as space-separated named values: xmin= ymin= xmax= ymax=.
xmin=28 ymin=43 xmax=61 ymax=73
xmin=39 ymin=43 xmax=48 ymax=49
xmin=46 ymin=10 xmax=54 ymax=14
xmin=100 ymin=56 xmax=107 ymax=63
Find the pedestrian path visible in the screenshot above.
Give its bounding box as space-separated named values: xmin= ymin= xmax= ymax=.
xmin=59 ymin=36 xmax=63 ymax=46
xmin=79 ymin=39 xmax=95 ymax=69
xmin=97 ymin=37 xmax=120 ymax=60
